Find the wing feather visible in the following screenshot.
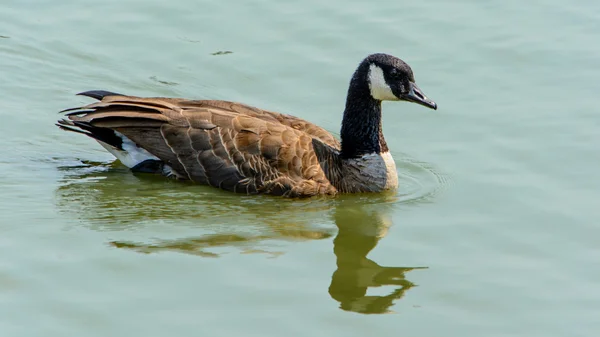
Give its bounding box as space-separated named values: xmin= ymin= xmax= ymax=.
xmin=58 ymin=93 xmax=340 ymax=196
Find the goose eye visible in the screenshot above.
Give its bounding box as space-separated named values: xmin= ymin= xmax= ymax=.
xmin=389 ymin=69 xmax=401 ymax=79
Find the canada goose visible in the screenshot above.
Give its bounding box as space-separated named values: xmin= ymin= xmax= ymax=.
xmin=57 ymin=53 xmax=437 ymax=197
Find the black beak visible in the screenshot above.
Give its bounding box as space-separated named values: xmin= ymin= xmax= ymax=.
xmin=405 ymin=82 xmax=437 ymax=110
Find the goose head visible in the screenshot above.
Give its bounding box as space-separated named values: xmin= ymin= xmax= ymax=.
xmin=363 ymin=53 xmax=437 ymax=109
xmin=339 ymin=53 xmax=437 ymax=173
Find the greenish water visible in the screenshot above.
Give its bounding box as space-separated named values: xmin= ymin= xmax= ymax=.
xmin=1 ymin=0 xmax=600 ymax=335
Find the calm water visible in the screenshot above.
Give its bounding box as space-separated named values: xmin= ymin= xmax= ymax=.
xmin=1 ymin=0 xmax=599 ymax=336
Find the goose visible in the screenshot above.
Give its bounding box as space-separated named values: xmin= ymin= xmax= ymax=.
xmin=57 ymin=53 xmax=437 ymax=197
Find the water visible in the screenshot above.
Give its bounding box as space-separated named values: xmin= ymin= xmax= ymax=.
xmin=1 ymin=0 xmax=599 ymax=335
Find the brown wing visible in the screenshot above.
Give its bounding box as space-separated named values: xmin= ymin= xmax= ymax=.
xmin=176 ymin=99 xmax=341 ymax=149
xmin=58 ymin=92 xmax=339 ymax=197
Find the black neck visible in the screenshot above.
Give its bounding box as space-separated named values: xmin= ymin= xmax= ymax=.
xmin=340 ymin=66 xmax=388 ymax=159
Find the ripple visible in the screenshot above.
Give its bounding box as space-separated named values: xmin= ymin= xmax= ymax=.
xmin=394 ymin=152 xmax=451 ymax=205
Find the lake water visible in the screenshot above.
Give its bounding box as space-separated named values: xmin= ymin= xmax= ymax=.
xmin=1 ymin=0 xmax=599 ymax=336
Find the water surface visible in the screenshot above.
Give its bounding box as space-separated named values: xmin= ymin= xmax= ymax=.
xmin=1 ymin=0 xmax=600 ymax=336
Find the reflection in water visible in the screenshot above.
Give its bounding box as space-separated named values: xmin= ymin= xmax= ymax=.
xmin=111 ymin=230 xmax=333 ymax=258
xmin=55 ymin=158 xmax=427 ymax=314
xmin=55 ymin=158 xmax=337 ymax=254
xmin=330 ymin=203 xmax=426 ymax=314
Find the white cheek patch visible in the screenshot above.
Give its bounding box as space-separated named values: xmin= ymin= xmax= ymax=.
xmin=368 ymin=64 xmax=399 ymax=101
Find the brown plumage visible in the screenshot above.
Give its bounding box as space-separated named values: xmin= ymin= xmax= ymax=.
xmin=57 ymin=54 xmax=437 ymax=197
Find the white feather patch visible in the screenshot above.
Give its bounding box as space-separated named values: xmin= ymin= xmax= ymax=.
xmin=380 ymin=151 xmax=398 ymax=190
xmin=368 ymin=64 xmax=399 ymax=101
xmin=353 ymin=151 xmax=398 ymax=190
xmin=97 ymin=131 xmax=160 ymax=168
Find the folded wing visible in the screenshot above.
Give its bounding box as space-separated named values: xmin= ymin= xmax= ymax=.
xmin=57 ymin=91 xmax=340 ymax=197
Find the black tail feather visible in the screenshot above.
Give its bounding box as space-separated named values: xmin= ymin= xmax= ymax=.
xmin=77 ymin=90 xmax=124 ymax=100
xmin=59 ymin=106 xmax=85 ymax=114
xmin=57 ymin=119 xmax=123 ymax=150
xmin=56 ymin=122 xmax=91 ymax=136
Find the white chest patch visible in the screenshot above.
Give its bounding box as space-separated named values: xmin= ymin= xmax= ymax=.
xmin=368 ymin=64 xmax=399 ymax=101
xmin=380 ymin=151 xmax=399 ymax=190
xmin=344 ymin=151 xmax=399 ymax=191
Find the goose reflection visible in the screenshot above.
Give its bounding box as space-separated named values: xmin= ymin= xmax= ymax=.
xmin=55 ymin=159 xmax=427 ymax=314
xmin=329 ymin=202 xmax=426 ymax=314
xmin=55 ymin=159 xmax=336 ymax=256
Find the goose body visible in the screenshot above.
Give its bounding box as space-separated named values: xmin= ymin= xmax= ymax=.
xmin=57 ymin=53 xmax=437 ymax=197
